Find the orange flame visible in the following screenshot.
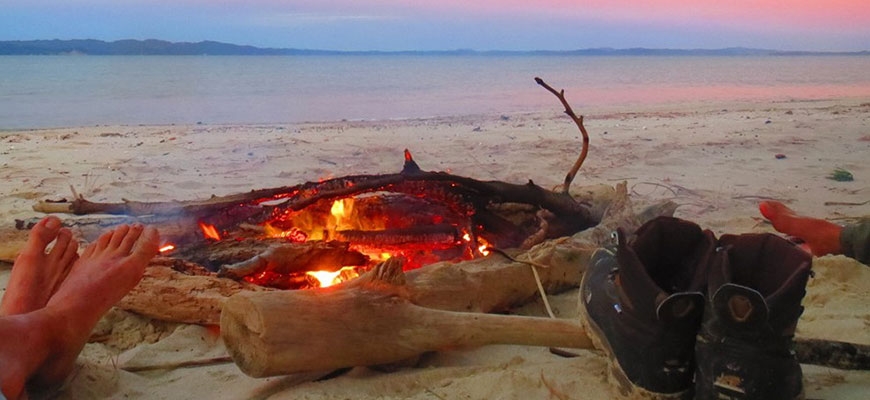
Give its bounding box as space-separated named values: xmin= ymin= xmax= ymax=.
xmin=462 ymin=231 xmax=491 ymax=257
xmin=199 ymin=222 xmax=221 ymax=241
xmin=478 ymin=242 xmax=491 ymax=256
xmin=330 ymin=198 xmax=354 ymax=232
xmin=306 ymin=266 xmax=360 ymax=288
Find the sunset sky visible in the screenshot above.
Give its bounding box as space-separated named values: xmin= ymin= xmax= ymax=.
xmin=2 ymin=0 xmax=869 ymax=51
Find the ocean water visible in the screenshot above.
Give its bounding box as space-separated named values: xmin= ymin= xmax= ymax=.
xmin=1 ymin=55 xmax=869 ymax=129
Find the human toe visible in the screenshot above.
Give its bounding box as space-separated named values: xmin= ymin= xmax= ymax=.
xmin=24 ymin=216 xmax=64 ymax=254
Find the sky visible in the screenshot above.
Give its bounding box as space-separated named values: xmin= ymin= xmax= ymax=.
xmin=1 ymin=0 xmax=869 ymax=52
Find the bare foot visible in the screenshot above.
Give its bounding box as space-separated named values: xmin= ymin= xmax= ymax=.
xmin=31 ymin=224 xmax=159 ymax=391
xmin=759 ymin=201 xmax=843 ymax=256
xmin=1 ymin=216 xmax=79 ymax=316
xmin=1 ymin=224 xmax=158 ymax=399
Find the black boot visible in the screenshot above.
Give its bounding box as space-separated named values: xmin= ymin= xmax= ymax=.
xmin=579 ymin=217 xmax=716 ymax=398
xmin=694 ymin=233 xmax=812 ymax=399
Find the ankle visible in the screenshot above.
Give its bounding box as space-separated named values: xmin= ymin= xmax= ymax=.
xmin=24 ymin=307 xmax=84 ymax=391
xmin=0 ymin=313 xmax=58 ymax=399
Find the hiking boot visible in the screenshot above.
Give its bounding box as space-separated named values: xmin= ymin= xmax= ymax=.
xmin=579 ymin=216 xmax=716 ymax=398
xmin=695 ymin=233 xmax=812 ymax=400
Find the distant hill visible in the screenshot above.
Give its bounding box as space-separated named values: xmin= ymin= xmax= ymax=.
xmin=0 ymin=39 xmax=306 ymax=55
xmin=0 ymin=39 xmax=867 ymax=56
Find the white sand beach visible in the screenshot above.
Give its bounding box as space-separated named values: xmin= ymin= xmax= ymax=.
xmin=1 ymin=98 xmax=868 ymax=399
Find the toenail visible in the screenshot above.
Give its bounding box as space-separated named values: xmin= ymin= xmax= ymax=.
xmin=45 ymin=217 xmax=61 ymax=230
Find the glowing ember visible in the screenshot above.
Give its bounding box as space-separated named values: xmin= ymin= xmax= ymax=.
xmin=221 ymin=190 xmax=496 ymax=288
xmin=306 ymin=266 xmax=360 ymax=288
xmin=264 ymin=222 xmax=308 ymax=242
xmin=158 ymin=244 xmax=175 ymax=253
xmin=199 ymin=222 xmax=221 ymax=241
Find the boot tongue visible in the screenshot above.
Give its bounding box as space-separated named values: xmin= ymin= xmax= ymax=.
xmin=615 ymin=217 xmax=714 ymax=319
xmin=631 ymin=217 xmax=713 ymax=294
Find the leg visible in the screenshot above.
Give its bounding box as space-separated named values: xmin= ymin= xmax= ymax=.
xmin=0 ymin=224 xmax=159 ymax=399
xmin=759 ymin=201 xmax=843 ymax=257
xmin=0 ymin=310 xmax=63 ymax=399
xmin=1 ymin=216 xmax=79 ymax=316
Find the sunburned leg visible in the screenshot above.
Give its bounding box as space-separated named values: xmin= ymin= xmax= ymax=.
xmin=1 ymin=216 xmax=79 ymax=316
xmin=0 ymin=224 xmax=159 ymax=399
xmin=0 ymin=310 xmax=62 ymax=399
xmin=759 ymin=201 xmax=843 ymax=257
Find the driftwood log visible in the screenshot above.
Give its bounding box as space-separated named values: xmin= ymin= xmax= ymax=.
xmin=116 ymin=258 xmax=275 ymax=325
xmin=220 ymin=256 xmax=870 ymax=377
xmin=220 ymin=257 xmax=595 ymax=377
xmin=29 ymin=150 xmax=595 ymax=250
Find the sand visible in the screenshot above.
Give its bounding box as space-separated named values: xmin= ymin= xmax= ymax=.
xmin=1 ymin=98 xmax=868 ymax=399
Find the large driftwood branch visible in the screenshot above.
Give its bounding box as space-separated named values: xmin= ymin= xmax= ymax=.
xmin=535 ymin=77 xmax=589 ymax=195
xmin=33 ymin=150 xmax=588 ymax=220
xmin=31 ymin=150 xmax=595 ymax=249
xmin=220 ymin=257 xmax=595 ymax=377
xmin=794 ymin=338 xmax=870 ymax=371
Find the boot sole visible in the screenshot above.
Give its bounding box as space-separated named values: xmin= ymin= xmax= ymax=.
xmin=578 ymin=249 xmax=690 ymax=400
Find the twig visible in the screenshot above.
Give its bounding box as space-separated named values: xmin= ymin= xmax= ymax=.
xmin=824 ymin=200 xmax=870 ymax=206
xmin=528 ymin=262 xmax=556 ymax=319
xmin=535 ymin=77 xmax=589 ymax=195
xmin=548 ymin=347 xmax=580 ymax=358
xmin=120 ymin=356 xmax=233 ymax=372
xmin=488 ymin=247 xmax=556 ymax=318
xmin=487 ymin=247 xmax=551 ymax=270
xmin=69 ymin=185 xmax=81 ymax=200
xmin=630 ymin=182 xmax=678 ymax=197
xmin=732 ymin=195 xmax=785 ymax=201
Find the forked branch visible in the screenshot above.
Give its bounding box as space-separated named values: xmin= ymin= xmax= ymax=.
xmin=535 ymin=77 xmax=589 ymax=195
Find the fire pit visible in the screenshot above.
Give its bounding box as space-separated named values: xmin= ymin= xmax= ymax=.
xmin=163 ymin=148 xmax=587 ymax=289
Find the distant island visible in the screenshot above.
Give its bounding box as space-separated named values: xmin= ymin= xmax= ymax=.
xmin=1 ymin=39 xmax=867 ymax=56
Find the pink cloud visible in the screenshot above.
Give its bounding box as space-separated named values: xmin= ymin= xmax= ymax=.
xmin=25 ymin=0 xmax=869 ymax=30
xmin=380 ymin=0 xmax=870 ymax=31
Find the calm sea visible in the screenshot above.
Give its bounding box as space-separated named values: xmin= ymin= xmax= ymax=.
xmin=1 ymin=55 xmax=869 ymax=129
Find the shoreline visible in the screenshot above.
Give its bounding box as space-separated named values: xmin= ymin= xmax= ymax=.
xmin=1 ymin=97 xmax=868 ymax=398
xmin=4 ymin=94 xmax=869 ymax=132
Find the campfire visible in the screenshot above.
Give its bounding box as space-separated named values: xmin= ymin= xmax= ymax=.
xmin=118 ymin=148 xmax=577 ymax=290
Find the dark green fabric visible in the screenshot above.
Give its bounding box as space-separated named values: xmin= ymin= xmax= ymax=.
xmin=840 ymin=218 xmax=870 ymax=265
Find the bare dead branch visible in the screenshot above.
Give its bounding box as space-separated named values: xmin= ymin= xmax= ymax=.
xmin=535 ymin=77 xmax=589 ymax=195
xmin=120 ymin=356 xmax=233 ymax=372
xmin=824 ymin=200 xmax=870 ymax=206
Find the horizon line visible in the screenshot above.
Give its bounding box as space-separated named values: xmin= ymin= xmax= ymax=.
xmin=2 ymin=38 xmax=869 ymax=55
